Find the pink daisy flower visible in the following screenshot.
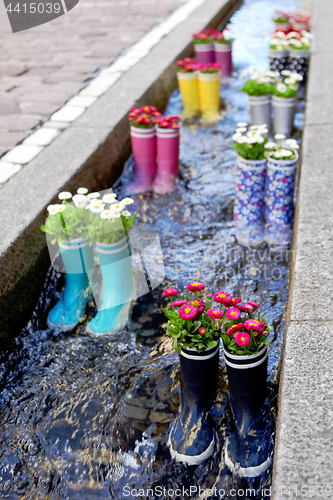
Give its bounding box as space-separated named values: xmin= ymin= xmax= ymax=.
xmin=206 ymin=294 xmax=213 ymax=298
xmin=241 ymin=303 xmax=254 ymax=313
xmin=244 ymin=319 xmax=260 ymax=331
xmin=188 ymin=299 xmax=205 ymax=312
xmin=198 ymin=327 xmax=207 ymax=335
xmin=187 ymin=282 xmax=205 ymax=292
xmin=235 ymin=331 xmax=251 ymax=347
xmin=207 ymin=308 xmax=224 ymax=320
xmin=229 ymin=297 xmax=242 ymax=306
xmin=179 ymin=304 xmax=199 ymax=320
xmin=213 ymin=291 xmax=231 ymax=304
xmin=258 ymin=321 xmax=266 ymax=334
xmin=226 ymin=308 xmax=241 ymax=320
xmin=248 ymin=301 xmax=259 ymax=307
xmin=162 ymin=288 xmax=178 ymax=297
xmin=172 ymin=300 xmax=186 ymax=307
xmin=263 ymin=331 xmax=269 ymax=337
xmin=226 ymin=323 xmax=244 ymax=336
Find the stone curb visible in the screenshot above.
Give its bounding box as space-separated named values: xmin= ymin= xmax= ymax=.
xmin=272 ymin=0 xmax=333 ymax=498
xmin=0 ymin=0 xmax=240 ymax=341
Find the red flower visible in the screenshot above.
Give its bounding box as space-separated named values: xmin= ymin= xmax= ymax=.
xmin=207 ymin=308 xmax=224 ymax=320
xmin=248 ymin=301 xmax=259 ymax=308
xmin=188 ymin=282 xmax=205 ymax=292
xmin=226 ymin=323 xmax=243 ymax=336
xmin=172 ymin=300 xmax=186 ymax=307
xmin=162 ymin=288 xmax=178 ymax=297
xmin=179 ymin=304 xmax=199 ymax=320
xmin=234 ymin=331 xmax=251 ymax=347
xmin=226 ymin=308 xmax=241 ymax=320
xmin=244 ymin=319 xmax=260 ymax=331
xmin=213 ymin=291 xmax=231 ymax=304
xmin=188 ymin=299 xmax=205 ymax=313
xmin=198 ymin=327 xmax=207 ymax=336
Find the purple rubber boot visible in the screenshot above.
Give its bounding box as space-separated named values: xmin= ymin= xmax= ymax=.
xmin=153 ymin=127 xmax=180 ymax=194
xmin=127 ymin=126 xmax=156 ymax=194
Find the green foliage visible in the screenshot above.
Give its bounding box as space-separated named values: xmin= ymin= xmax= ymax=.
xmin=41 ymin=204 xmax=91 ymax=244
xmin=88 ymin=211 xmax=138 ymax=244
xmin=242 ymin=80 xmax=274 ymax=96
xmin=289 ymin=42 xmax=310 ymax=51
xmin=215 ymin=38 xmax=234 ymax=44
xmin=272 ymin=16 xmax=290 ymax=23
xmin=233 ymin=137 xmax=268 ymax=161
xmin=273 ymin=86 xmax=297 ymax=98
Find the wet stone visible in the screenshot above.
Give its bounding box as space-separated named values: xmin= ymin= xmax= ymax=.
xmin=120 ymin=404 xmax=149 ymax=421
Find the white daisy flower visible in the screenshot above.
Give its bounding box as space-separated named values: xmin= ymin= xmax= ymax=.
xmin=236 ymin=122 xmax=248 ymax=127
xmin=289 ymin=39 xmax=302 ymax=48
xmin=232 ymin=133 xmax=242 ymax=141
xmin=276 ymin=83 xmax=287 ymax=93
xmin=272 ymin=151 xmax=282 ymax=158
xmin=300 ymin=37 xmax=311 ymax=46
xmin=47 ymin=205 xmax=61 ymax=215
xmin=285 ymin=139 xmax=299 ymax=149
xmin=58 ymin=191 xmax=72 ymax=200
xmin=248 ymin=136 xmax=261 ymax=144
xmin=257 ymin=126 xmax=268 ymax=134
xmin=122 ymin=210 xmax=131 ymax=218
xmin=281 ymin=149 xmax=293 ymax=157
xmin=279 ymin=40 xmax=289 ymax=47
xmin=258 ymin=76 xmax=272 ymax=84
xmin=275 ymin=134 xmax=286 ymax=141
xmin=301 ymin=30 xmax=314 ymax=39
xmin=103 ymin=193 xmax=117 ymax=204
xmin=284 ymin=77 xmax=294 ymax=85
xmin=235 ymin=127 xmax=247 ymax=133
xmin=57 ymin=205 xmax=66 ymax=213
xmin=87 ymin=192 xmax=101 ymax=199
xmin=109 ymin=211 xmax=121 ymax=219
xmin=256 ymin=136 xmax=264 ymax=144
xmin=265 ymin=70 xmax=279 ymax=78
xmin=289 ymin=84 xmax=298 ymax=91
xmin=89 ymin=203 xmax=105 ymax=213
xmin=72 ymin=194 xmax=89 ymax=209
xmin=290 ymin=73 xmax=303 ymax=81
xmin=77 ymin=187 xmax=88 ymax=195
xmin=121 ymin=197 xmax=135 ymax=206
xmin=100 ymin=210 xmax=113 ymax=219
xmin=286 ymin=32 xmax=300 ymax=39
xmin=110 ymin=203 xmax=124 ymax=213
xmin=281 ymin=70 xmax=291 ymax=76
xmin=247 ymin=130 xmax=259 ymax=137
xmin=249 ymin=125 xmax=259 ymax=130
xmin=237 ymin=136 xmax=249 ymax=144
xmin=264 ymin=141 xmax=277 ymax=149
xmin=275 ymin=45 xmax=285 ymax=51
xmin=275 ymin=31 xmax=287 ymax=39
xmin=271 ymin=38 xmax=281 ymax=45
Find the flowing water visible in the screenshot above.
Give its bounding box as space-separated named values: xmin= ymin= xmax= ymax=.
xmin=0 ymin=0 xmax=304 ymax=498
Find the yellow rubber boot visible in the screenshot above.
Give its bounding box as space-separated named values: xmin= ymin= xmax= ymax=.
xmin=177 ymin=72 xmax=200 ymax=119
xmin=198 ymin=72 xmax=222 ymax=123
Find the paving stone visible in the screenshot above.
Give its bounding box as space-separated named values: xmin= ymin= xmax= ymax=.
xmin=0 ymin=114 xmax=41 ymax=132
xmin=1 ymin=145 xmax=43 ymax=165
xmin=19 ymin=102 xmax=61 ymax=117
xmin=43 ymin=121 xmax=71 ymax=130
xmin=51 ymin=106 xmax=86 ymax=123
xmin=0 ymin=162 xmax=22 ymax=183
xmin=0 ymin=131 xmax=28 ymax=148
xmin=23 ymin=128 xmax=60 ymax=147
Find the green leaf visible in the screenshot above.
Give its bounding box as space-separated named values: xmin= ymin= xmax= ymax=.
xmin=207 ymin=340 xmax=217 ymax=348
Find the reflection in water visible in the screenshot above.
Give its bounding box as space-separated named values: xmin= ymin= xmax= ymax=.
xmin=0 ymin=0 xmax=303 ymax=498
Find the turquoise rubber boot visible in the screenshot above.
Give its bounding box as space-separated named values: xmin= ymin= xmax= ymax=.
xmin=87 ymin=235 xmax=133 ymax=335
xmin=47 ymin=238 xmax=95 ymax=332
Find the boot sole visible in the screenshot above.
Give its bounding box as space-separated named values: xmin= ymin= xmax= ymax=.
xmin=168 ymin=435 xmax=215 ymax=466
xmin=224 ymin=437 xmax=273 ymax=478
xmin=46 ymin=317 xmax=79 ymax=332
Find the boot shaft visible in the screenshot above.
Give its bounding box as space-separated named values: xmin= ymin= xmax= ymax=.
xmin=59 ymin=238 xmax=94 ymax=275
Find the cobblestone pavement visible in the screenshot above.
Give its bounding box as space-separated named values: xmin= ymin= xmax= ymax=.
xmin=0 ymin=0 xmax=183 ymax=157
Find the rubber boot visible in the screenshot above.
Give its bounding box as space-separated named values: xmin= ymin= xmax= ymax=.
xmin=86 ymin=235 xmax=133 ymax=335
xmin=177 ymin=72 xmax=200 ymax=119
xmin=168 ymin=343 xmax=219 ymax=466
xmin=127 ymin=126 xmax=156 ymax=194
xmin=153 ymin=127 xmax=180 ymax=194
xmin=214 ymin=43 xmax=232 ymax=77
xmin=234 ymin=156 xmax=267 ymax=246
xmin=223 ymin=346 xmax=274 ymax=478
xmin=194 ymin=43 xmax=215 ymax=64
xmin=265 ymin=154 xmax=297 ymax=246
xmin=47 ymin=238 xmax=94 ymax=332
xmin=198 ymin=71 xmax=222 ymax=123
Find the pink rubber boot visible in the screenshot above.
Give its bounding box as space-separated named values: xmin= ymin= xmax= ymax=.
xmin=153 ymin=127 xmax=180 ymax=194
xmin=127 ymin=126 xmax=156 ymax=194
xmin=194 ymin=43 xmax=215 ymax=64
xmin=214 ymin=43 xmax=232 ymax=77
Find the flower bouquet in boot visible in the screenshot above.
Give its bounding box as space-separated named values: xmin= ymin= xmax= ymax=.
xmin=264 ymin=136 xmax=299 ymax=246
xmin=86 ymin=193 xmax=138 ymax=336
xmin=272 ymin=11 xmax=292 ymax=34
xmin=176 ymin=58 xmax=201 ymax=119
xmin=127 ymin=106 xmax=161 ymax=193
xmin=214 ymin=28 xmax=234 ymax=78
xmin=216 ymin=293 xmax=273 ymax=477
xmin=272 ymin=72 xmax=302 ymax=137
xmin=287 ymin=31 xmax=312 ymax=86
xmin=153 ymin=115 xmax=181 ymax=194
xmin=269 ymin=32 xmax=289 ymax=73
xmin=41 ymin=188 xmax=95 ymax=331
xmin=232 ymin=123 xmax=268 ymax=246
xmin=163 ymin=282 xmax=220 ymax=465
xmin=242 ymin=68 xmax=277 ymax=131
xmin=290 ymin=13 xmax=311 ymax=33
xmin=192 ymin=29 xmax=217 ymax=64
xmin=197 ymin=62 xmax=222 ymax=123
